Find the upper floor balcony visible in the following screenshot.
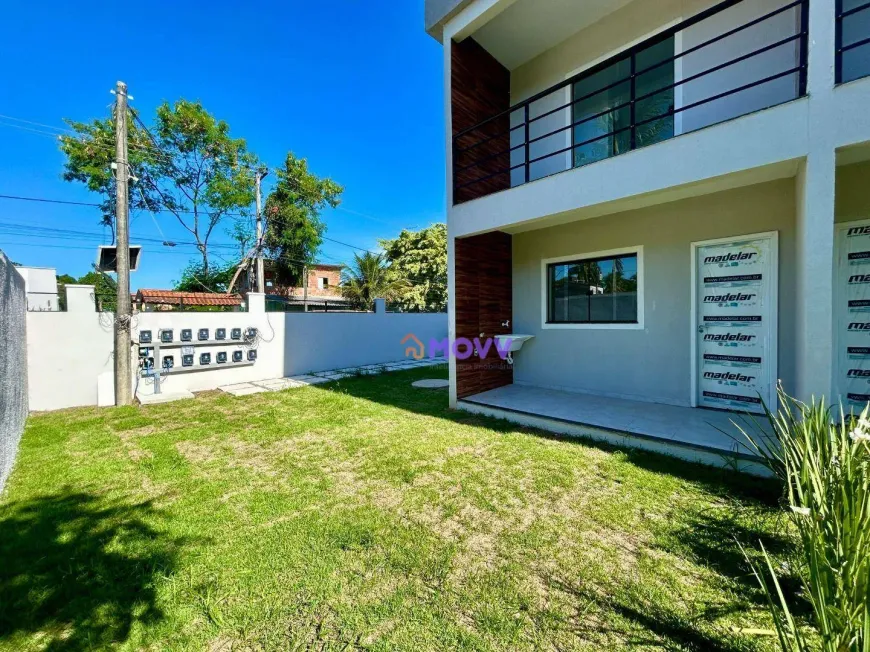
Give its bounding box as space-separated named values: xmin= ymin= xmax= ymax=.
xmin=451 ymin=0 xmax=817 ymax=206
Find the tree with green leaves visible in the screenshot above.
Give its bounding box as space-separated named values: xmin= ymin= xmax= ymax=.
xmin=76 ymin=271 xmax=118 ymax=312
xmin=380 ymin=223 xmax=447 ymax=313
xmin=143 ymin=101 xmax=258 ymax=277
xmin=340 ymin=252 xmax=409 ymax=311
xmin=60 ymin=115 xmax=156 ymax=242
xmin=60 ymin=100 xmax=258 ymax=277
xmin=263 ymin=153 xmax=343 ymax=286
xmin=173 ymin=261 xmax=237 ymax=294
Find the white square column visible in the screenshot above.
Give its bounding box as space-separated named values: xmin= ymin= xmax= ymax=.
xmin=794 ymin=153 xmax=836 ymax=403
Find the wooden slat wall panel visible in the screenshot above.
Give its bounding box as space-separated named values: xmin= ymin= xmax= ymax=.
xmin=455 ymin=231 xmax=513 ymax=399
xmin=451 ymin=38 xmax=511 ymax=204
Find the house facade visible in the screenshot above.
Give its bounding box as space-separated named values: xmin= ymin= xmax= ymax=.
xmin=244 ymin=261 xmax=346 ymax=303
xmin=426 ymin=0 xmax=870 ymax=466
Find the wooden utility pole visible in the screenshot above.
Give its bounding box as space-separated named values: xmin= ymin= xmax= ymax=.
xmin=254 ymin=169 xmax=268 ymax=293
xmin=113 ymin=81 xmax=133 ymax=405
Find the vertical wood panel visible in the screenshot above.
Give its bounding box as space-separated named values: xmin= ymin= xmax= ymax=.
xmin=455 ymin=231 xmax=513 ymax=399
xmin=451 ymin=38 xmax=511 ymax=204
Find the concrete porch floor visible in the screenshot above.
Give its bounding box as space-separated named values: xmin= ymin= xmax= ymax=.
xmin=458 ymin=384 xmax=771 ymax=474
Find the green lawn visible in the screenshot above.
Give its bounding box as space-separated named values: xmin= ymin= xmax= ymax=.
xmin=0 ymin=366 xmax=799 ymax=651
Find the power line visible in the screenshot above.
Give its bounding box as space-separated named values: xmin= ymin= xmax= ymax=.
xmin=0 ymin=113 xmax=77 ymax=133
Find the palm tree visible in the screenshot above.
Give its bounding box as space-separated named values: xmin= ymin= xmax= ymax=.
xmin=340 ymin=252 xmax=409 ymax=311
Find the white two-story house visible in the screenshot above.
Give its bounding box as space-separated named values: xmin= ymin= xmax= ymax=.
xmin=426 ymin=0 xmax=870 ymax=469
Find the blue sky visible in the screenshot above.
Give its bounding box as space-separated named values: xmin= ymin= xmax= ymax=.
xmin=0 ymin=1 xmax=445 ymax=290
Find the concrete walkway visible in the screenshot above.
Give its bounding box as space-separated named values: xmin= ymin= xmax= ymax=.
xmin=219 ymin=357 xmax=445 ymax=396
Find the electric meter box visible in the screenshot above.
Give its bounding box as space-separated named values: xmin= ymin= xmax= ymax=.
xmin=160 ymin=329 xmax=173 ymax=343
xmin=232 ymin=350 xmax=243 ymax=363
xmin=163 ymin=356 xmax=174 ymax=369
xmin=200 ymin=353 xmax=211 ymax=365
xmin=231 ymin=328 xmax=242 ymax=340
xmin=198 ymin=328 xmax=209 ymax=341
xmin=247 ymin=349 xmax=257 ymax=361
xmin=181 ymin=329 xmax=192 ymax=342
xmin=182 ymin=355 xmax=194 ymax=367
xmin=140 ymin=330 xmax=152 ymax=344
xmin=216 ymin=352 xmax=228 ymax=364
xmin=216 ymin=328 xmax=226 ymax=340
xmin=246 ymin=327 xmax=258 ymax=340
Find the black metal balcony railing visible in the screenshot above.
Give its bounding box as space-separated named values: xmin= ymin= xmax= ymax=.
xmin=452 ymin=0 xmax=809 ymax=205
xmin=836 ymin=0 xmax=870 ymax=83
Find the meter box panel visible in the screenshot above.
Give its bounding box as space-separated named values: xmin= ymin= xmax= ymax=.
xmin=182 ymin=354 xmax=194 ymax=367
xmin=231 ymin=328 xmax=242 ymax=340
xmin=162 ymin=355 xmax=174 ymax=369
xmin=200 ymin=353 xmax=211 ymax=365
xmin=245 ymin=327 xmax=258 ymax=340
xmin=181 ymin=329 xmax=192 ymax=342
xmin=160 ymin=329 xmax=173 ymax=343
xmin=232 ymin=350 xmax=243 ymax=363
xmin=216 ymin=352 xmax=227 ymax=364
xmin=247 ymin=349 xmax=257 ymax=362
xmin=216 ymin=328 xmax=226 ymax=340
xmin=140 ymin=330 xmax=152 ymax=344
xmin=198 ymin=328 xmax=209 ymax=341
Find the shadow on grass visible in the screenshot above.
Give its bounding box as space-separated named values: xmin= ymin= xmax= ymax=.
xmin=0 ymin=492 xmax=182 ymax=651
xmin=546 ymin=574 xmax=758 ymax=652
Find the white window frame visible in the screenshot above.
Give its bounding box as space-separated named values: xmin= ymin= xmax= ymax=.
xmin=540 ymin=245 xmax=644 ymax=330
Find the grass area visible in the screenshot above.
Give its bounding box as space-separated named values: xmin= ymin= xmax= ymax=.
xmin=0 ymin=366 xmax=800 ymax=651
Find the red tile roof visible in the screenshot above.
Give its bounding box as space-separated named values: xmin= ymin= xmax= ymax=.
xmin=136 ymin=289 xmax=244 ymax=307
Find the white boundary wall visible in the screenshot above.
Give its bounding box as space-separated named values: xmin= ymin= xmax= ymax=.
xmin=26 ymin=291 xmax=447 ymax=412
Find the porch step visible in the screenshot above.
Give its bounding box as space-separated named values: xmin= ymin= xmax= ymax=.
xmin=457 ymin=395 xmax=771 ymax=477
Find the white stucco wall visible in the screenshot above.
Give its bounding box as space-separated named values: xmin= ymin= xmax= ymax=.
xmin=25 ymin=291 xmax=448 ymax=411
xmin=510 ymin=179 xmax=797 ymax=406
xmin=16 ymin=266 xmax=59 ymax=311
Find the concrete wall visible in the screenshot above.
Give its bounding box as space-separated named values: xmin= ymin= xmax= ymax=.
xmin=0 ymin=252 xmax=27 ymax=493
xmin=511 ymin=178 xmax=796 ymax=406
xmin=836 ymin=160 xmax=870 ymax=223
xmin=16 ymin=266 xmax=59 ymax=311
xmin=25 ymin=291 xmax=448 ymax=411
xmin=26 ymin=285 xmax=115 ymax=411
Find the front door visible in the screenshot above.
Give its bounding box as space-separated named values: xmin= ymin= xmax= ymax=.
xmin=835 ymin=219 xmax=870 ymax=411
xmin=693 ymin=233 xmax=778 ymax=414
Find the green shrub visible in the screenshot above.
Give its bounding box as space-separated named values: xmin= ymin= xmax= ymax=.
xmin=735 ymin=386 xmax=870 ymax=651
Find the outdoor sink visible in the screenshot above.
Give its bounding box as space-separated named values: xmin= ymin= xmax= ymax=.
xmin=494 ymin=334 xmax=534 ymax=353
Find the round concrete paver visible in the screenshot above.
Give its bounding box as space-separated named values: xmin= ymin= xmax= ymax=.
xmin=412 ymin=379 xmax=449 ymax=389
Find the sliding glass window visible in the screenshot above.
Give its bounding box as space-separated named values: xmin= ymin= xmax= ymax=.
xmin=840 ymin=0 xmax=870 ymax=83
xmin=572 ymin=37 xmax=674 ymax=169
xmin=547 ymin=253 xmax=639 ymax=324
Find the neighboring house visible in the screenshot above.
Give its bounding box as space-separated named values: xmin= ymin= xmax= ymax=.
xmin=134 ymin=289 xmax=244 ymax=312
xmin=15 ymin=266 xmax=59 ymax=311
xmin=249 ymin=261 xmax=348 ymax=303
xmin=426 ymin=0 xmax=870 ymax=465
